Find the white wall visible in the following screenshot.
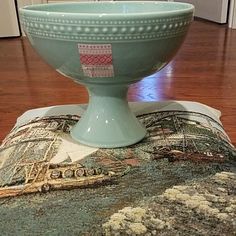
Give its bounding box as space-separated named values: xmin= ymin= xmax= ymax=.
xmin=176 ymin=0 xmax=229 ymax=23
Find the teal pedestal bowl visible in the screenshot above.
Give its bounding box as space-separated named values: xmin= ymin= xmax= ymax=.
xmin=20 ymin=1 xmax=194 ymax=148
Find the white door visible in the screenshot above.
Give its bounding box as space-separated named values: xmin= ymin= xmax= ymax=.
xmin=229 ymin=0 xmax=236 ymax=28
xmin=0 ymin=0 xmax=20 ymax=37
xmin=175 ymin=0 xmax=229 ymax=23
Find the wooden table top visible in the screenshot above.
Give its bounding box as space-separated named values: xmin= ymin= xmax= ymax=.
xmin=0 ymin=19 xmax=236 ymax=146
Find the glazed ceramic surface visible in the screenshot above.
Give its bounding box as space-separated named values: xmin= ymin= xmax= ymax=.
xmin=20 ymin=1 xmax=194 ymax=148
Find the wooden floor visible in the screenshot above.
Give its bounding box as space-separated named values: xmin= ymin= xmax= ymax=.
xmin=0 ymin=20 xmax=236 ymax=145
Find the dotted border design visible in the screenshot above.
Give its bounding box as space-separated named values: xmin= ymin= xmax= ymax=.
xmin=21 ymin=14 xmax=193 ymax=42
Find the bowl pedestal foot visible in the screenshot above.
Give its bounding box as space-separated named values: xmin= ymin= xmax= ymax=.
xmin=70 ymin=84 xmax=146 ymax=148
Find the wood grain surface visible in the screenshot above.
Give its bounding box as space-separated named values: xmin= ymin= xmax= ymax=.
xmin=0 ymin=20 xmax=236 ymax=145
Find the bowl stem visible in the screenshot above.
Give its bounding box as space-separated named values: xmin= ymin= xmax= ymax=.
xmin=70 ymin=84 xmax=146 ymax=148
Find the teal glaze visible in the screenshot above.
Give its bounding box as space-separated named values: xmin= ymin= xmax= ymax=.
xmin=71 ymin=85 xmax=146 ymax=148
xmin=20 ymin=1 xmax=194 ymax=148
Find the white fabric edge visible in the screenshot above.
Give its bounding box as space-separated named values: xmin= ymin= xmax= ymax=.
xmin=15 ymin=101 xmax=222 ymax=128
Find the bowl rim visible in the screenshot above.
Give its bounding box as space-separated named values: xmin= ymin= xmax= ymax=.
xmin=20 ymin=1 xmax=194 ymax=19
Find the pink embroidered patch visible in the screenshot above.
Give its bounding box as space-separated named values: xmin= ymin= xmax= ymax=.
xmin=78 ymin=44 xmax=114 ymax=78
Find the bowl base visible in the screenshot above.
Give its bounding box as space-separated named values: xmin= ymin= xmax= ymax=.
xmin=71 ymin=127 xmax=146 ymax=148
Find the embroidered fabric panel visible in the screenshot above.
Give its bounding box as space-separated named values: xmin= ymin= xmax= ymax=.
xmin=78 ymin=44 xmax=114 ymax=78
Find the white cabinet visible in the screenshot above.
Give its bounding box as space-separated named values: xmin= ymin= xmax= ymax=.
xmin=0 ymin=0 xmax=20 ymax=37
